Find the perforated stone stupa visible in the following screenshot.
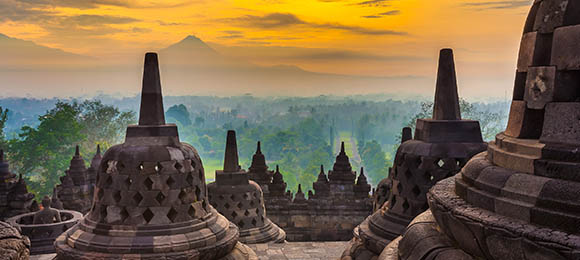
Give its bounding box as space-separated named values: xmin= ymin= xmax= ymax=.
xmin=208 ymin=131 xmax=286 ymax=244
xmin=341 ymin=49 xmax=487 ymax=260
xmin=54 ymin=53 xmax=257 ymax=259
xmin=0 ymin=150 xmax=35 ymax=221
xmin=55 ymin=146 xmax=93 ymax=214
xmin=379 ymin=2 xmax=580 ymax=259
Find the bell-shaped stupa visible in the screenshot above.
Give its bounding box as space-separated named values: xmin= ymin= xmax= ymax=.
xmin=378 ymin=2 xmax=580 ymax=259
xmin=208 ymin=131 xmax=286 ymax=244
xmin=55 ymin=53 xmax=257 ymax=259
xmin=342 ymin=49 xmax=487 ymax=259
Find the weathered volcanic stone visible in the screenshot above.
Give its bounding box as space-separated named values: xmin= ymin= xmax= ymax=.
xmin=380 ymin=1 xmax=580 ymax=259
xmin=341 ymin=49 xmax=486 ymax=260
xmin=208 ymin=130 xmax=285 ymax=244
xmin=0 ymin=150 xmax=35 ymax=221
xmin=56 ymin=146 xmax=92 ymax=214
xmin=264 ymin=143 xmax=372 ymax=242
xmin=0 ymin=221 xmax=30 ymax=260
xmin=54 ymin=53 xmax=257 ymax=260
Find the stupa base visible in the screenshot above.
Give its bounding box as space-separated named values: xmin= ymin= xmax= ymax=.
xmin=427 ymin=176 xmax=580 ymax=260
xmin=238 ymin=219 xmax=286 ymax=244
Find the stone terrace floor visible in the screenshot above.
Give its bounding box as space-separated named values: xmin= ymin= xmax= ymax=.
xmin=31 ymin=241 xmax=348 ymax=260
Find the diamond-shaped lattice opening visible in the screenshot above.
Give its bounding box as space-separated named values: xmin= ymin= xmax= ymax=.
xmin=100 ymin=206 xmax=108 ymax=221
xmin=188 ymin=205 xmax=196 ymax=217
xmin=143 ymin=208 xmax=154 ymax=223
xmin=174 ymin=161 xmax=183 ymax=171
xmin=224 ymin=202 xmax=230 ymax=209
xmin=402 ymin=199 xmax=410 ymax=211
xmin=230 ymin=194 xmax=236 ymax=201
xmin=167 ymin=207 xmax=178 ymax=222
xmin=155 ymin=162 xmax=162 ymax=173
xmin=156 ymin=192 xmax=166 ymax=204
xmin=249 ymin=200 xmax=255 ymax=207
xmin=120 ymin=208 xmax=129 ymax=222
xmin=113 ymin=191 xmax=122 ymax=203
xmin=396 ymin=182 xmax=403 ymax=193
xmin=437 ymin=159 xmax=444 ymax=168
xmin=238 ymin=220 xmax=245 ymax=228
xmin=412 ymin=185 xmax=421 ymax=197
xmin=243 ymin=193 xmax=249 ymax=200
xmin=237 ymin=202 xmax=243 ymax=209
xmin=125 ymin=177 xmax=132 ymax=188
xmin=186 ymin=174 xmax=194 ymax=185
xmin=251 ymin=218 xmax=257 ymax=226
xmin=179 ymin=189 xmax=188 ymax=203
xmin=404 ymin=169 xmax=412 ymax=179
xmin=232 ymin=211 xmax=238 ymax=218
xmin=195 ymin=186 xmax=201 ymax=199
xmin=191 ymin=159 xmax=197 ymax=169
xmin=105 ymin=176 xmax=113 ymax=187
xmin=244 ymin=209 xmax=250 ymax=216
xmin=133 ymin=192 xmax=143 ymax=204
xmin=117 ymin=161 xmax=125 ymax=171
xmin=167 ymin=176 xmax=175 ymax=187
xmin=218 ymin=194 xmax=224 ymax=200
xmin=144 ymin=177 xmax=153 ymax=190
xmin=253 ymin=192 xmax=258 ymax=198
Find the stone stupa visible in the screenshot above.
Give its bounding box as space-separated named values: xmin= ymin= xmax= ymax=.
xmin=0 ymin=149 xmax=35 ymax=220
xmin=342 ymin=49 xmax=487 ymax=259
xmin=380 ymin=1 xmax=580 ymax=259
xmin=54 ymin=53 xmax=257 ymax=259
xmin=56 ymin=146 xmax=92 ymax=214
xmin=208 ymin=131 xmax=286 ymax=244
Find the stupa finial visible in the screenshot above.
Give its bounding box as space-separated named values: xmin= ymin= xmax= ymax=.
xmin=223 ymin=130 xmax=240 ymax=172
xmin=138 ymin=52 xmax=166 ymax=126
xmin=433 ymin=48 xmax=461 ymax=120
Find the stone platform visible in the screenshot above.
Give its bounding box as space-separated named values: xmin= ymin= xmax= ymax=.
xmin=32 ymin=241 xmax=348 ymax=260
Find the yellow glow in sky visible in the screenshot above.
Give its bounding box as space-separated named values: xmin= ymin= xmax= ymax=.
xmin=0 ymin=0 xmax=533 ymax=98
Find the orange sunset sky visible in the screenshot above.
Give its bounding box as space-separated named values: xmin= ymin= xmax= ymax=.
xmin=0 ymin=0 xmax=532 ymax=98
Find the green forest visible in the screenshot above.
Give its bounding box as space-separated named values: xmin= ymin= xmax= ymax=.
xmin=0 ymin=95 xmax=509 ymax=199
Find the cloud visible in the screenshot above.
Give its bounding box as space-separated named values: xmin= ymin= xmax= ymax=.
xmin=362 ymin=10 xmax=400 ymax=18
xmin=218 ymin=30 xmax=244 ymax=39
xmin=60 ymin=14 xmax=139 ymax=26
xmin=219 ymin=12 xmax=406 ymax=35
xmin=461 ymin=1 xmax=532 ymax=10
xmin=379 ymin=10 xmax=400 ymax=15
xmin=16 ymin=0 xmax=194 ymax=9
xmin=355 ymin=0 xmax=392 ymax=7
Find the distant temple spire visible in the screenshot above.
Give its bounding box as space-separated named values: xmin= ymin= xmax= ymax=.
xmin=74 ymin=145 xmax=80 ymax=157
xmin=401 ymin=127 xmax=412 ymax=143
xmin=138 ymin=52 xmax=166 ymax=126
xmin=317 ymin=165 xmax=328 ymax=183
xmin=96 ymin=144 xmax=101 ymax=155
xmin=223 ymin=130 xmax=240 ymax=172
xmin=433 ymin=48 xmax=461 ymax=120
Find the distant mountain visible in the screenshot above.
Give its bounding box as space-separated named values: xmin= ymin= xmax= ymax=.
xmin=0 ymin=34 xmax=430 ymax=97
xmin=0 ymin=33 xmax=92 ymax=67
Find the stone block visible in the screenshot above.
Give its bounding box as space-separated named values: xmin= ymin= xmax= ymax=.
xmin=524 ymin=66 xmax=556 ymax=109
xmin=504 ymin=100 xmax=544 ymax=139
xmin=552 ymin=24 xmax=580 ymax=70
xmin=553 ymin=70 xmax=580 ymax=101
xmin=414 ymin=119 xmax=483 ymax=143
xmin=513 ymin=71 xmax=527 ymax=100
xmin=533 ymin=0 xmax=569 ymax=33
xmin=540 ymin=102 xmax=580 ymax=145
xmin=517 ymin=32 xmax=537 ymax=72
